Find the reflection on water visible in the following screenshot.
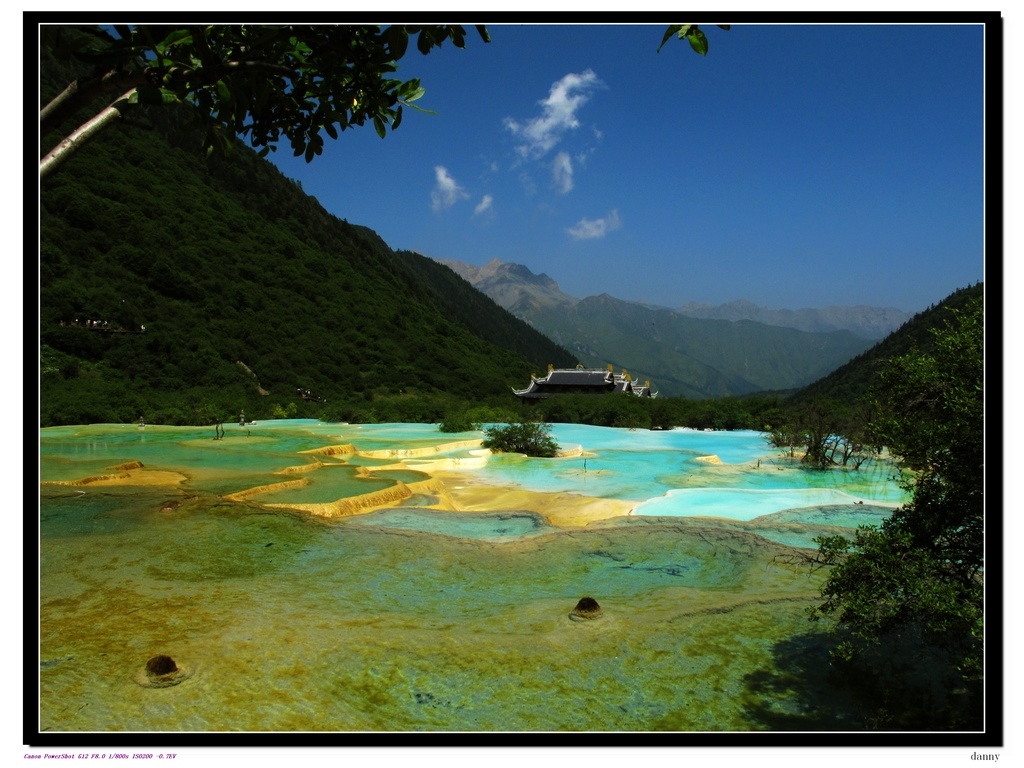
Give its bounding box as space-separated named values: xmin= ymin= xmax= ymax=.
xmin=37 ymin=420 xmax=908 ymax=732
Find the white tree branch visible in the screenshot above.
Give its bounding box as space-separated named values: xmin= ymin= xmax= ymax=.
xmin=40 ymin=89 xmax=138 ymax=180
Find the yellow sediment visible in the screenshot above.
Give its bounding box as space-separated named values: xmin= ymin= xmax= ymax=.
xmin=41 ymin=469 xmax=187 ymax=487
xmin=430 ymin=470 xmax=634 ymax=528
xmin=107 ymin=460 xmax=144 ymax=471
xmin=694 ymin=454 xmax=723 ymax=464
xmin=277 ymin=460 xmax=327 ymax=474
xmin=355 ymin=439 xmax=483 ymax=459
xmin=258 ymin=479 xmax=454 ymax=519
xmin=43 ymin=437 xmax=633 ymax=529
xmin=299 ymin=444 xmax=357 ymax=456
xmin=223 ymin=478 xmax=310 ymax=501
xmin=366 ymin=455 xmax=489 ymax=472
xmin=554 ymin=445 xmax=586 ymax=458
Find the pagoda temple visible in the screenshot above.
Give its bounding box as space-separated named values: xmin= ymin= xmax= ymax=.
xmin=513 ymin=364 xmax=657 ymax=401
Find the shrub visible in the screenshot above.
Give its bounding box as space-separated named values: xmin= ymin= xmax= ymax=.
xmin=439 ymin=412 xmax=480 ymax=433
xmin=482 ymin=421 xmax=558 ymax=457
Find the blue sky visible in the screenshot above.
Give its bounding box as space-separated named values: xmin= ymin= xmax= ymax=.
xmin=266 ymin=22 xmax=987 ymax=314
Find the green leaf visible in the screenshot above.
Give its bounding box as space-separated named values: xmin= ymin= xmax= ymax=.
xmin=448 ymin=25 xmax=467 ymax=48
xmin=392 ymin=105 xmax=403 ymax=130
xmin=133 ymin=85 xmax=179 ymax=106
xmin=396 ymin=79 xmax=425 ymax=103
xmin=686 ymin=28 xmax=709 ymax=56
xmin=658 ymin=25 xmax=685 ymax=52
xmin=373 ymin=115 xmax=387 ymax=139
xmin=323 ymin=122 xmax=338 ymax=140
xmin=382 ymin=25 xmax=409 ymax=60
xmin=416 ymin=30 xmax=432 ymax=55
xmin=154 ymin=28 xmax=193 ymax=53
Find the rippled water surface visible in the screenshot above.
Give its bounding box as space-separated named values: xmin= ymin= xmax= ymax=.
xmin=37 ymin=420 xmax=908 ymax=732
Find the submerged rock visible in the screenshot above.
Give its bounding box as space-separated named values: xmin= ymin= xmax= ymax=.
xmin=146 ymin=655 xmax=178 ymax=676
xmin=570 ymin=596 xmax=603 ymax=621
xmin=134 ymin=654 xmax=192 ymax=688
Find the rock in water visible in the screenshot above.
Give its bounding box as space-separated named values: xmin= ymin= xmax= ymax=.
xmin=135 ymin=654 xmax=192 ymax=688
xmin=146 ymin=655 xmax=178 ymax=676
xmin=570 ymin=596 xmax=603 ymax=621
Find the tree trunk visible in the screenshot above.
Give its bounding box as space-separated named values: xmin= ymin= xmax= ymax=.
xmin=40 ymin=88 xmax=138 ymax=179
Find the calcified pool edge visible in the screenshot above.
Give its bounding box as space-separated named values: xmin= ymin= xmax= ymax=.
xmin=38 ymin=422 xmax=902 ymax=732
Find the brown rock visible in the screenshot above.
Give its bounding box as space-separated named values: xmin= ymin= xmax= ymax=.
xmin=134 ymin=654 xmax=192 ymax=688
xmin=146 ymin=655 xmax=178 ymax=676
xmin=570 ymin=596 xmax=603 ymax=621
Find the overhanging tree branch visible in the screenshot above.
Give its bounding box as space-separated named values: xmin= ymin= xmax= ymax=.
xmin=40 ymin=68 xmax=146 ymax=136
xmin=40 ymin=88 xmax=138 ymax=179
xmin=39 ymin=24 xmax=723 ymax=177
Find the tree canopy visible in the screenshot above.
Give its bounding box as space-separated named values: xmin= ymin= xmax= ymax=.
xmin=809 ymin=295 xmax=985 ymax=728
xmin=40 ymin=24 xmax=490 ymax=177
xmin=482 ymin=421 xmax=560 ymax=458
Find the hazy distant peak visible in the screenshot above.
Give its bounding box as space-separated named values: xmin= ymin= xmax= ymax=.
xmin=675 ymin=299 xmax=911 ymax=339
xmin=436 ymin=257 xmax=909 ymax=340
xmin=432 ymin=257 xmax=579 ymax=323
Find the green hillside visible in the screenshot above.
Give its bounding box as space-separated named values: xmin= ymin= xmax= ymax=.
xmin=529 ymin=294 xmax=874 ymax=398
xmin=38 ymin=86 xmax=575 ymax=426
xmin=791 ymin=282 xmax=984 ymax=405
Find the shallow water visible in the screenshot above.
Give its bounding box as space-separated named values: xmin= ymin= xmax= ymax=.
xmin=36 ymin=420 xmax=908 ymax=732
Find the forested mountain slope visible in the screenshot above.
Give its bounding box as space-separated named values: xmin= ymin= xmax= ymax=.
xmin=791 ymin=282 xmax=984 ymax=405
xmin=38 ymin=76 xmax=575 ymax=426
xmin=438 ymin=258 xmax=875 ymax=398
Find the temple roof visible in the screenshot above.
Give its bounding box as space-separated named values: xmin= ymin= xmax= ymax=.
xmin=513 ymin=366 xmax=657 ymax=399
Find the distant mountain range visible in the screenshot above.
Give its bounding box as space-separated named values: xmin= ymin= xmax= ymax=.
xmin=674 ymin=299 xmax=911 ymax=339
xmin=438 ymin=258 xmax=899 ymax=398
xmin=442 ymin=258 xmax=910 ymax=339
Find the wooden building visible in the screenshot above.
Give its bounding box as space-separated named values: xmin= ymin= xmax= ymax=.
xmin=513 ymin=364 xmax=657 ymax=401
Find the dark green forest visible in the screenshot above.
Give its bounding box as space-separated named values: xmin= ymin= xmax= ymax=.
xmin=38 ymin=90 xmax=583 ymax=425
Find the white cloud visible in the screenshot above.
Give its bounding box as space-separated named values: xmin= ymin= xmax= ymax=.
xmin=567 ymin=209 xmax=622 ymax=240
xmin=474 ymin=194 xmax=494 ymax=216
xmin=504 ymin=70 xmax=604 ymax=158
xmin=518 ymin=171 xmax=537 ymax=198
xmin=552 ymin=152 xmax=573 ymax=194
xmin=431 ymin=166 xmax=469 ymax=212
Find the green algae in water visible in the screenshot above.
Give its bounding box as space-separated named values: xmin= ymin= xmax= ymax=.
xmin=37 ymin=421 xmax=911 ymax=732
xmin=41 ymin=511 xmax=835 ymax=731
xmin=344 ymin=508 xmax=555 ymax=541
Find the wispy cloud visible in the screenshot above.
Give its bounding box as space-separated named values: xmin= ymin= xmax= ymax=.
xmin=552 ymin=152 xmax=573 ymax=194
xmin=517 ymin=171 xmax=537 ymax=198
xmin=431 ymin=166 xmax=469 ymax=212
xmin=504 ymin=70 xmax=604 ymax=159
xmin=567 ymin=209 xmax=622 ymax=240
xmin=474 ymin=194 xmax=494 ymax=216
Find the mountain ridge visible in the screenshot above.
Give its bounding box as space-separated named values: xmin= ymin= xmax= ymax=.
xmin=434 ymin=257 xmax=883 ymax=398
xmin=438 ymin=257 xmax=909 ymax=339
xmin=676 ymin=298 xmax=911 ymax=339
